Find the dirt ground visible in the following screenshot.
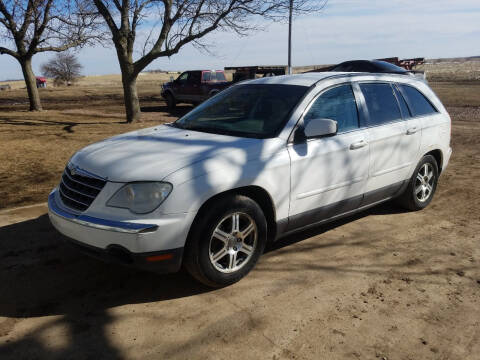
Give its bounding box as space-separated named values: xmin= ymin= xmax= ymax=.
xmin=0 ymin=74 xmax=479 ymax=359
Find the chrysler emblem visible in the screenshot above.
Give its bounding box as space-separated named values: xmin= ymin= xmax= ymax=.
xmin=68 ymin=163 xmax=77 ymax=176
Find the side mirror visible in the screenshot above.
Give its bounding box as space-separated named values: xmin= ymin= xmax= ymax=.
xmin=304 ymin=118 xmax=337 ymax=138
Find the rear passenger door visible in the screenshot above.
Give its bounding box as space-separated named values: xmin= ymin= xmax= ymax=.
xmin=397 ymin=83 xmax=440 ymax=169
xmin=358 ymin=82 xmax=416 ymax=202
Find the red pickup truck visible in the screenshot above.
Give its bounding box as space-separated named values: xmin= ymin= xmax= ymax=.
xmin=161 ymin=70 xmax=231 ymax=109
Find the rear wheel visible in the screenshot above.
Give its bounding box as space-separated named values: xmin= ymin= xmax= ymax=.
xmin=165 ymin=92 xmax=176 ymax=109
xmin=184 ymin=195 xmax=267 ymax=287
xmin=397 ymin=155 xmax=439 ymax=211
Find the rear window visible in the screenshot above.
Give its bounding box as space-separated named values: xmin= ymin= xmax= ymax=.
xmin=359 ymin=83 xmax=402 ymax=126
xmin=215 ymin=72 xmax=226 ymax=81
xmin=398 ymin=84 xmax=438 ymax=117
xmin=202 ymin=71 xmax=226 ymax=82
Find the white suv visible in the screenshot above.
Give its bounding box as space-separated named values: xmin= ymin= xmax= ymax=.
xmin=48 ymin=72 xmax=452 ymax=287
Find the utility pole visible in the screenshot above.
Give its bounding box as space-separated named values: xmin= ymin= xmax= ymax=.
xmin=288 ymin=0 xmax=293 ymax=75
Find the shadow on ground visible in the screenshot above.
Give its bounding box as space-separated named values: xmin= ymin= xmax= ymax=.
xmin=140 ymin=104 xmax=192 ymax=119
xmin=0 ymin=202 xmax=401 ymax=319
xmin=0 ymin=201 xmax=466 ymax=359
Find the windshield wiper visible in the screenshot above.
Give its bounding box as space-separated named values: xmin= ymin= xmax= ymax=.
xmin=169 ymin=122 xmax=186 ymax=129
xmin=185 ymin=125 xmax=262 ymax=138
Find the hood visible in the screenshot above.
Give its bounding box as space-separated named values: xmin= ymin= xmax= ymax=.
xmin=70 ymin=124 xmax=263 ymax=182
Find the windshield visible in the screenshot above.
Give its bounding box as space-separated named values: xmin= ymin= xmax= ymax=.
xmin=173 ymin=84 xmax=308 ymax=138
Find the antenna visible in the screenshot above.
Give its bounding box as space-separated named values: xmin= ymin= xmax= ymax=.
xmin=288 ymin=0 xmax=293 ymax=75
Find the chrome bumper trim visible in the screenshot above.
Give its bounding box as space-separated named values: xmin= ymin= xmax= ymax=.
xmin=48 ymin=191 xmax=158 ymax=234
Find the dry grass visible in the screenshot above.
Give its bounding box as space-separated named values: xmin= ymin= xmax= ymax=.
xmin=0 ymin=71 xmax=479 ymax=209
xmin=416 ymin=60 xmax=480 ymax=82
xmin=0 ymin=74 xmax=191 ymax=209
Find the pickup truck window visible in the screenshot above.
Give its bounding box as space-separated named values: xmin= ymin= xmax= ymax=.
xmin=178 ymin=72 xmax=189 ymax=82
xmin=174 ymin=84 xmax=308 ymax=138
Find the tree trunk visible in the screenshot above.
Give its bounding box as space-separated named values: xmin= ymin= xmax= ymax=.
xmin=20 ymin=57 xmax=42 ymax=111
xmin=121 ymin=72 xmax=141 ymax=123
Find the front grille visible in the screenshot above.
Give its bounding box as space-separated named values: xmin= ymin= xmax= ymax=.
xmin=59 ymin=166 xmax=106 ymax=212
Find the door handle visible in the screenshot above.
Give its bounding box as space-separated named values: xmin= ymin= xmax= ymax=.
xmin=406 ymin=127 xmax=418 ymax=135
xmin=350 ymin=140 xmax=368 ymax=150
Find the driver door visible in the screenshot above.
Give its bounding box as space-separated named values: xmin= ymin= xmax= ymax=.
xmin=173 ymin=72 xmax=189 ymax=101
xmin=287 ymin=84 xmax=370 ymax=230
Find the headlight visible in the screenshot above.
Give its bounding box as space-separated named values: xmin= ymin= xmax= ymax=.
xmin=107 ymin=182 xmax=172 ymax=214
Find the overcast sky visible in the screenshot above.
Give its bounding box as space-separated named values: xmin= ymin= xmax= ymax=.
xmin=1 ymin=0 xmax=479 ymax=81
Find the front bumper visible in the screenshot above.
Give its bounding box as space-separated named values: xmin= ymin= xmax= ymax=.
xmin=48 ymin=190 xmax=184 ymax=273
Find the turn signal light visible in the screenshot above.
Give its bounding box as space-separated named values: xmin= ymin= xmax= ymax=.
xmin=146 ymin=253 xmax=174 ymax=262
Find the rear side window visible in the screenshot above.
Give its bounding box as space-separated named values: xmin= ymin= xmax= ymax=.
xmin=304 ymin=84 xmax=359 ymax=133
xmin=398 ymin=84 xmax=438 ymax=117
xmin=202 ymin=72 xmax=211 ymax=82
xmin=360 ymin=83 xmax=402 ymax=126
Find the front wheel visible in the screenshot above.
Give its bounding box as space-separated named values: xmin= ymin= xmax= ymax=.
xmin=184 ymin=195 xmax=267 ymax=287
xmin=165 ymin=92 xmax=176 ymax=109
xmin=397 ymin=155 xmax=439 ymax=211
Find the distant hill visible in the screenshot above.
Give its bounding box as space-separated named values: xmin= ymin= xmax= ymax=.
xmin=427 ymin=56 xmax=480 ymax=63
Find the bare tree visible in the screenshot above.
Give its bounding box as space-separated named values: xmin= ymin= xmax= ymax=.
xmin=0 ymin=0 xmax=103 ymax=110
xmin=92 ymin=0 xmax=327 ymax=123
xmin=41 ymin=52 xmax=83 ymax=85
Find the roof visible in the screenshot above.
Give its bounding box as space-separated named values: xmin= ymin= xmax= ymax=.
xmin=240 ymin=72 xmax=345 ymax=87
xmin=242 ymin=71 xmax=421 ymax=87
xmin=224 ymin=65 xmax=286 ymax=71
xmin=181 ymin=70 xmax=225 ymax=73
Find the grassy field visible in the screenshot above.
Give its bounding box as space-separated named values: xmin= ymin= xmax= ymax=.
xmin=0 ymin=70 xmax=480 ymax=209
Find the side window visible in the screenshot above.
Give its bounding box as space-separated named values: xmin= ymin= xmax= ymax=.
xmin=304 ymin=84 xmax=359 ymax=133
xmin=398 ymin=84 xmax=438 ymax=117
xmin=359 ymin=83 xmax=402 ymax=126
xmin=177 ymin=72 xmax=189 ymax=83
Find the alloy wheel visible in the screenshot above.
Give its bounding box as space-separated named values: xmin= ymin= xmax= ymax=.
xmin=208 ymin=212 xmax=257 ymax=273
xmin=415 ymin=163 xmax=435 ymax=202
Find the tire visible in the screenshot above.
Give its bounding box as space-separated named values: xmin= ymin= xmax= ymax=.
xmin=397 ymin=155 xmax=439 ymax=211
xmin=165 ymin=92 xmax=176 ymax=109
xmin=184 ymin=195 xmax=267 ymax=288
